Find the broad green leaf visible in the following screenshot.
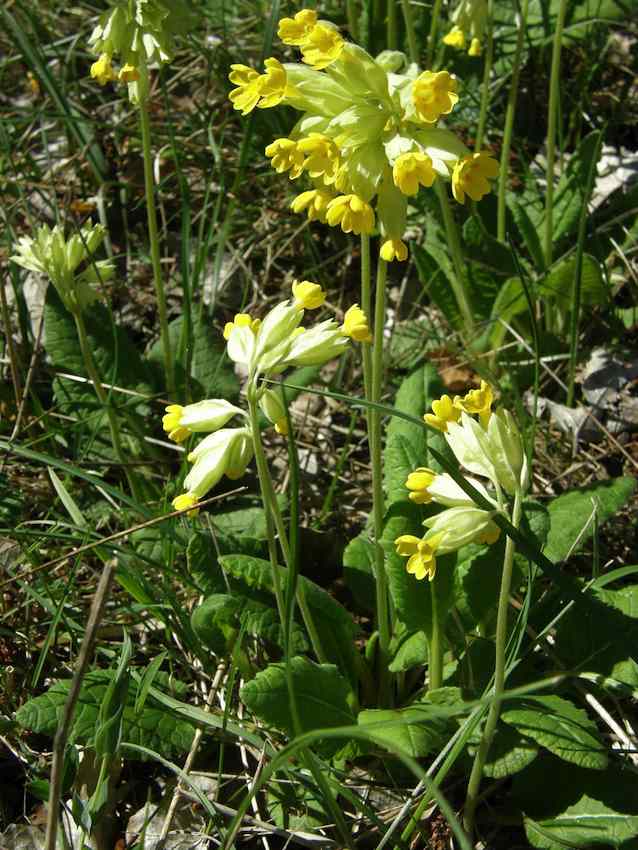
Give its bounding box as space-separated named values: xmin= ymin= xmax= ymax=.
xmin=463 ymin=216 xmax=518 ymax=277
xmin=555 ymin=582 xmax=638 ymax=686
xmin=48 ymin=469 xmax=87 ymax=528
xmin=187 ymin=530 xmax=266 ymax=595
xmin=508 ymin=197 xmax=545 ymax=270
xmin=240 ymin=657 xmax=355 ymax=740
xmin=413 ymin=240 xmax=463 ymax=331
xmin=514 ymin=756 xmax=638 ymax=849
xmin=543 ymin=254 xmax=608 ymax=310
xmin=383 ymin=363 xmax=450 ymax=505
xmin=488 ymin=276 xmax=529 ymax=350
xmin=358 ymin=703 xmax=448 ymax=758
xmin=389 ymin=630 xmax=428 ymax=673
xmin=207 ymin=496 xmax=287 ymax=540
xmin=452 ymin=540 xmax=507 ymax=632
xmin=501 ymin=695 xmax=608 ymax=770
xmin=545 ymin=477 xmax=636 ymax=563
xmin=15 ymin=670 xmax=194 ymax=758
xmin=551 ymin=132 xmax=603 ymax=245
xmin=468 ymin=722 xmax=538 ymax=779
xmin=342 ymin=532 xmax=376 ymax=614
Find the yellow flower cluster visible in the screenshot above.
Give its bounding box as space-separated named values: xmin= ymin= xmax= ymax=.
xmin=443 ymin=0 xmax=487 ymax=56
xmin=227 ymin=12 xmax=499 ymax=262
xmin=424 ymin=380 xmax=493 ymax=432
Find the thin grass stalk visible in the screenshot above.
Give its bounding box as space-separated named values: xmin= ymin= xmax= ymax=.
xmin=0 ymin=272 xmax=21 ymax=408
xmin=435 ymin=182 xmax=476 ymax=337
xmin=401 ymin=0 xmax=419 ymax=63
xmin=566 ymin=130 xmax=603 ymax=406
xmin=426 ymin=0 xmax=444 ymax=67
xmin=543 ymin=0 xmax=568 ymax=266
xmin=371 ymin=254 xmax=391 ymax=705
xmin=138 ymin=70 xmax=175 ymax=396
xmin=463 ymin=489 xmax=523 ymax=835
xmin=474 ymin=0 xmax=494 ymax=152
xmin=73 ymin=312 xmax=141 ymax=503
xmin=387 ymin=0 xmax=399 ymax=48
xmin=497 ymin=0 xmax=528 ymax=241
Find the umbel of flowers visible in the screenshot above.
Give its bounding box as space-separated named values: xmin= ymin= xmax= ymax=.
xmin=163 ymin=283 xmax=368 ymax=513
xmin=228 ymin=10 xmax=499 ymax=262
xmin=443 ymin=0 xmax=488 ymax=56
xmin=88 ymin=0 xmax=195 ymax=99
xmin=395 ymin=382 xmax=528 ymax=581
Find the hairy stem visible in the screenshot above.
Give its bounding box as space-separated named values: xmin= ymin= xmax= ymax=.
xmin=401 ymin=0 xmax=419 ymax=63
xmin=435 ymin=182 xmax=476 ymax=338
xmin=428 ymin=575 xmax=443 ymax=690
xmin=543 ymin=0 xmax=568 ymax=266
xmin=474 ymin=0 xmax=494 ymax=152
xmin=426 ymin=0 xmax=443 ymax=68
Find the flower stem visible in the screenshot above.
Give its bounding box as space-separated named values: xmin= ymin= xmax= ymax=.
xmin=435 ymin=181 xmax=476 ymax=338
xmin=138 ymin=68 xmax=175 ymax=396
xmin=463 ymin=490 xmax=523 ymax=836
xmin=247 ymin=387 xmax=328 ymax=664
xmin=73 ymin=311 xmax=141 ymax=503
xmin=401 ymin=0 xmax=419 ymax=63
xmin=346 ymin=0 xmax=359 ymax=40
xmin=387 ymin=0 xmax=398 ymax=49
xmin=497 ymin=0 xmax=528 ymax=242
xmin=428 ymin=575 xmax=443 ymax=690
xmin=474 ymin=0 xmax=494 ymax=153
xmin=426 ymin=0 xmax=443 ymax=67
xmin=371 ymin=253 xmax=391 ymax=705
xmin=543 ymin=0 xmax=568 ymax=267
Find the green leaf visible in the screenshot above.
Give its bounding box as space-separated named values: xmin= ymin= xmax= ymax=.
xmin=468 ymin=722 xmax=539 ymax=779
xmin=342 ymin=532 xmax=376 ymax=614
xmin=501 ymin=695 xmax=608 ymax=770
xmin=545 ymin=477 xmax=636 ymax=563
xmin=413 ymin=239 xmax=463 ymax=331
xmin=358 ymin=703 xmax=449 ymax=758
xmin=208 ymin=496 xmax=287 ymax=540
xmin=508 ymin=197 xmax=546 ymax=270
xmin=187 ymin=529 xmax=266 ymax=595
xmin=15 ymin=670 xmax=195 ymax=758
xmin=383 ymin=364 xmax=450 ymax=505
xmin=240 ymin=657 xmax=355 ymax=740
xmin=551 ymin=132 xmax=603 ymax=245
xmin=543 ymin=254 xmax=608 ymax=310
xmin=389 ymin=630 xmax=428 ymax=673
xmin=488 ymin=276 xmax=529 ymax=349
xmin=555 ymin=582 xmax=638 ymax=687
xmin=514 ymin=756 xmax=638 ymax=849
xmin=452 ymin=540 xmax=508 ymax=632
xmin=462 ymin=216 xmax=518 ymax=277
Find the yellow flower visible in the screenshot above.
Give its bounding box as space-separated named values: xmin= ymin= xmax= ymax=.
xmin=424 ymin=394 xmax=462 ymax=432
xmin=341 ymin=304 xmax=372 ymax=343
xmin=394 ymin=534 xmax=442 ymax=581
xmin=452 ymin=152 xmax=499 ymax=203
xmin=380 ymin=239 xmax=408 ymax=262
xmin=297 ymin=133 xmax=340 ymax=181
xmin=278 ymin=9 xmax=318 ymax=45
xmin=291 ymin=189 xmax=334 ymax=223
xmin=292 ymin=280 xmax=326 ymax=310
xmin=163 ymin=404 xmax=190 ymax=443
xmin=412 ymin=70 xmax=459 ymax=123
xmin=468 ymin=38 xmax=482 ymax=56
xmin=118 ymin=63 xmax=140 ymax=83
xmin=173 ymin=493 xmax=199 ymax=516
xmin=454 ymin=380 xmax=494 ymax=426
xmin=326 ymin=194 xmax=375 ymax=235
xmin=258 ymin=58 xmax=288 ymax=109
xmin=405 ymin=467 xmax=436 ymax=504
xmin=478 ymin=524 xmax=500 ymax=544
xmin=90 ymin=53 xmax=116 ymax=86
xmin=443 ymin=26 xmax=467 ymax=49
xmin=223 ymin=313 xmax=261 ymax=341
xmin=301 ymin=23 xmax=344 ymax=70
xmin=228 ymin=63 xmax=262 ymax=115
xmin=265 ymin=138 xmax=305 ymax=178
xmin=393 ymin=152 xmax=436 ymax=196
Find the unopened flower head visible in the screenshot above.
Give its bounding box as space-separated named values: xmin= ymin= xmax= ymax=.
xmin=228 ymin=15 xmax=495 ymax=256
xmin=341 ymin=304 xmax=372 ymax=343
xmin=162 ymin=399 xmax=245 ymax=444
xmin=423 ymin=505 xmax=501 ymax=552
xmin=259 ymin=387 xmax=289 ymax=436
xmin=405 ymin=467 xmax=437 ymax=504
xmin=292 ymin=280 xmax=326 ymax=310
xmin=11 ymin=222 xmax=113 ymax=314
xmin=443 ymin=0 xmax=488 ymax=56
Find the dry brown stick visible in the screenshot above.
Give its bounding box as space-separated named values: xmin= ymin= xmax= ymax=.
xmin=44 ymin=559 xmax=116 ymax=850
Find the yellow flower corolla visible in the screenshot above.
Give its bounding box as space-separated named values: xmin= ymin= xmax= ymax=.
xmin=405 ymin=467 xmax=437 ymax=504
xmin=291 ymin=189 xmax=334 ymax=223
xmin=424 ymin=394 xmax=462 ymax=432
xmin=380 ymin=239 xmax=408 ymax=263
xmin=258 ymin=58 xmax=288 ymax=109
xmin=173 ymin=493 xmax=199 ymax=515
xmin=300 ymin=23 xmax=344 ymax=70
xmin=228 ymin=64 xmax=262 ymax=114
xmin=292 ymin=280 xmax=326 ymax=310
xmin=163 ymin=404 xmax=190 ymax=443
xmin=326 ymin=194 xmax=374 ymax=235
xmin=393 ymin=152 xmax=436 ymax=196
xmin=454 ymin=380 xmax=494 ymax=426
xmin=278 ymin=9 xmax=318 ymax=45
xmin=119 ymin=63 xmax=140 ymax=83
xmin=265 ymin=138 xmax=305 ymax=178
xmin=223 ymin=313 xmax=261 ymax=341
xmin=443 ymin=26 xmax=467 ymax=49
xmin=469 ymin=38 xmax=482 ymax=56
xmin=297 ymin=134 xmax=340 ymax=181
xmin=394 ymin=534 xmax=442 ymax=581
xmin=452 ymin=152 xmax=499 ymax=203
xmin=341 ymin=304 xmax=372 ymax=343
xmin=412 ymin=71 xmax=459 ymax=124
xmin=90 ymin=53 xmax=116 ymax=85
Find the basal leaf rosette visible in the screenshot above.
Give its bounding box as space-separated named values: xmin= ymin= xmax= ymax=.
xmin=228 ymin=11 xmax=499 ymax=261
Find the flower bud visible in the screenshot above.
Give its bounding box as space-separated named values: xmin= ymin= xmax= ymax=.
xmin=485 ymin=409 xmax=526 ymax=495
xmin=281 ymin=319 xmax=349 ymax=367
xmin=162 ymin=399 xmax=244 ymax=443
xmin=259 ymin=388 xmax=289 ymax=436
xmin=292 ymin=280 xmax=326 ymax=310
xmin=423 ymin=506 xmax=500 ymax=553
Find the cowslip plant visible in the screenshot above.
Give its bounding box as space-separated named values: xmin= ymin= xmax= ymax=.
xmin=443 ymin=0 xmax=488 ymax=56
